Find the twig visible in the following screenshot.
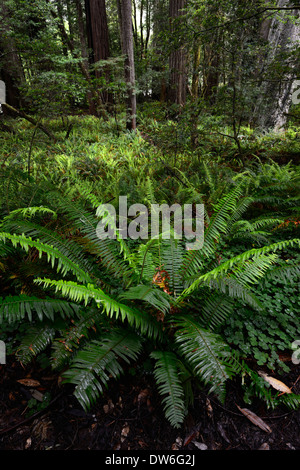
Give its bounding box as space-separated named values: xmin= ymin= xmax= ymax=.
xmin=0 ymin=392 xmax=64 ymax=436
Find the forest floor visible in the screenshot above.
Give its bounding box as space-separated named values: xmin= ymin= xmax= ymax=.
xmin=0 ymin=355 xmax=299 ymax=452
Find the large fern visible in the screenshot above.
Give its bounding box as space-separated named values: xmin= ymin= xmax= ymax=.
xmin=0 ymin=178 xmax=299 ymax=429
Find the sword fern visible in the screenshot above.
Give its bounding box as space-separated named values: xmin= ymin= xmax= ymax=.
xmin=0 ymin=182 xmax=298 ymax=427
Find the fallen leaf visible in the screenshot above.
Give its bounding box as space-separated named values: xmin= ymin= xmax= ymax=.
xmin=258 ymin=371 xmax=292 ymax=394
xmin=217 ymin=422 xmax=230 ymax=443
xmin=8 ymin=392 xmax=16 ymax=401
xmin=25 ymin=437 xmax=32 ymax=449
xmin=236 ymin=405 xmax=272 ymax=433
xmin=183 ymin=429 xmax=199 ymax=447
xmin=192 ymin=441 xmax=208 ymax=450
xmin=103 ymin=399 xmax=114 ymax=414
xmin=121 ymin=425 xmax=130 ymax=437
xmin=137 ymin=388 xmax=150 ymax=404
xmin=206 ymin=398 xmax=213 ymax=418
xmin=17 ymin=379 xmax=40 ymax=387
xmin=30 ymin=389 xmax=44 ymax=402
xmin=258 ymin=443 xmax=270 ymax=450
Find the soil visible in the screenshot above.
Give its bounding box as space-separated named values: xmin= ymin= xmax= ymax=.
xmin=0 ymin=355 xmax=299 ymax=452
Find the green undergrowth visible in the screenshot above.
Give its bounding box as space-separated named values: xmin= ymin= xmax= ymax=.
xmin=0 ymin=109 xmax=299 ymax=428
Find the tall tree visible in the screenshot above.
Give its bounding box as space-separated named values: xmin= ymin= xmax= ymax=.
xmin=117 ymin=0 xmax=137 ymax=130
xmin=168 ymin=0 xmax=187 ymax=106
xmin=0 ymin=0 xmax=25 ymax=108
xmin=85 ymin=0 xmax=111 ymax=105
xmin=151 ymin=0 xmax=169 ymax=101
xmin=253 ymin=1 xmax=300 ymax=131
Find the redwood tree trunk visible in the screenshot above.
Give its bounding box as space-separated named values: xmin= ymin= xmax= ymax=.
xmin=0 ymin=0 xmax=25 ymax=108
xmin=253 ymin=1 xmax=300 ymax=131
xmin=168 ymin=0 xmax=187 ymax=107
xmin=117 ymin=0 xmax=137 ymax=131
xmin=85 ymin=0 xmax=111 ymax=105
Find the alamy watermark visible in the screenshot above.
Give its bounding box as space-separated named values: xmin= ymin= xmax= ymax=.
xmin=0 ymin=80 xmax=6 ymax=111
xmin=96 ymin=196 xmax=204 ymax=250
xmin=0 ymin=340 xmax=6 ymax=365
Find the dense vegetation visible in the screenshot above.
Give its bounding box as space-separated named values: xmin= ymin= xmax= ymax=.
xmin=0 ymin=0 xmax=299 ymax=431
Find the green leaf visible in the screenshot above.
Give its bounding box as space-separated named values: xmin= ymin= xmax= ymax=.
xmin=63 ymin=330 xmax=143 ymax=410
xmin=151 ymin=351 xmax=186 ymax=428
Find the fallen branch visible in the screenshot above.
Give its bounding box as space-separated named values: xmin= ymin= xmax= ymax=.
xmin=2 ymin=103 xmax=56 ymax=141
xmin=0 ymin=391 xmax=64 ymax=436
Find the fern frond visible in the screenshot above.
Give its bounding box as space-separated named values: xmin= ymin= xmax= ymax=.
xmin=207 ymin=277 xmax=264 ymax=311
xmin=63 ymin=330 xmax=143 ymax=410
xmin=200 ymin=294 xmax=235 ymax=329
xmin=179 ymin=239 xmax=300 ymax=300
xmin=181 ymin=182 xmax=246 ymax=279
xmin=119 ymin=284 xmax=171 ymax=314
xmin=262 ymin=262 xmax=300 ymax=284
xmin=0 ymin=241 xmax=13 ymax=257
xmin=275 ymin=393 xmax=300 ymax=410
xmin=51 ymin=308 xmax=107 ymax=370
xmin=203 ymin=182 xmax=246 ymax=256
xmin=151 ymin=351 xmax=186 ymax=428
xmin=0 ymin=232 xmax=92 ymax=283
xmin=34 ymin=278 xmax=162 ymax=339
xmin=0 ymin=295 xmax=81 ymax=323
xmin=225 ymin=196 xmax=254 ymax=234
xmin=160 ymin=238 xmax=185 ymax=298
xmin=0 ymin=206 xmax=57 ymax=224
xmin=16 ymin=325 xmax=56 ymax=365
xmin=0 ymin=218 xmax=95 ymax=275
xmin=229 ymin=254 xmax=278 ymax=287
xmin=135 ymin=239 xmax=158 ymax=283
xmin=50 ymin=195 xmax=135 ymax=283
xmin=174 ymin=316 xmax=234 ymax=402
xmin=251 ymin=218 xmax=285 ymax=231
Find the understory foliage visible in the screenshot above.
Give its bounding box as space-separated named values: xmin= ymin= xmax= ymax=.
xmin=0 ymin=156 xmax=299 ymax=428
xmin=1 ymin=0 xmax=299 ymax=432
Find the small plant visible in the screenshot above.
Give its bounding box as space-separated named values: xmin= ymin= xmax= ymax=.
xmin=222 ymin=269 xmax=299 ymax=372
xmin=26 ymin=392 xmax=52 ymax=417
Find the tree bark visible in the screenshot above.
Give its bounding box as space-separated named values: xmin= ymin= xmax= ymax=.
xmin=117 ymin=0 xmax=137 ymax=131
xmin=151 ymin=0 xmax=169 ymax=101
xmin=253 ymin=1 xmax=300 ymax=131
xmin=202 ymin=45 xmax=219 ymax=104
xmin=0 ymin=0 xmax=25 ymax=108
xmin=85 ymin=0 xmax=111 ymax=106
xmin=191 ymin=41 xmax=201 ymax=100
xmin=168 ymin=0 xmax=187 ymax=107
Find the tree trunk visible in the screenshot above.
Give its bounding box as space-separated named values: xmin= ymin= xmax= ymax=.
xmin=253 ymin=1 xmax=300 ymax=131
xmin=117 ymin=0 xmax=137 ymax=131
xmin=49 ymin=5 xmax=106 ymax=118
xmin=168 ymin=0 xmax=187 ymax=107
xmin=202 ymin=45 xmax=219 ymax=104
xmin=0 ymin=1 xmax=25 ymax=108
xmin=151 ymin=0 xmax=168 ymax=101
xmin=85 ymin=0 xmax=111 ymax=106
xmin=191 ymin=41 xmax=201 ymax=100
